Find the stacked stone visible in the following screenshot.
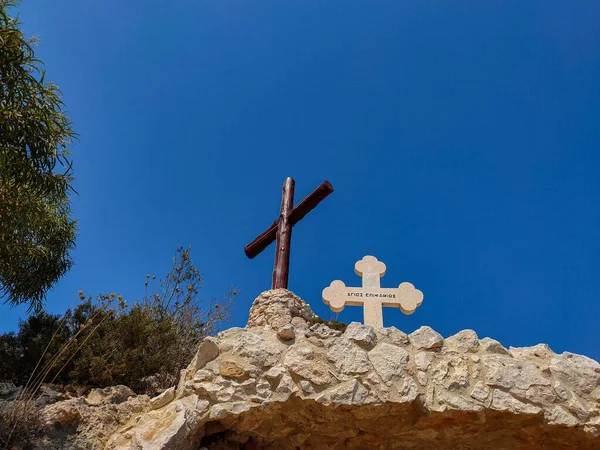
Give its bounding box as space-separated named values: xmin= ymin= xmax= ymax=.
xmin=106 ymin=290 xmax=600 ymax=449
xmin=245 ymin=289 xmax=315 ymax=331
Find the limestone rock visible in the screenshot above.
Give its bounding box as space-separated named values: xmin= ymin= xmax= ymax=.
xmin=230 ymin=332 xmax=280 ymax=368
xmin=479 ymin=337 xmax=509 ymax=354
xmin=189 ymin=338 xmax=220 ymax=372
xmin=328 ymin=338 xmax=371 ymax=375
xmin=130 ymin=399 xmax=201 ymax=450
xmin=428 ymin=356 xmax=467 ymax=391
xmin=219 ymin=360 xmax=248 ymax=380
xmin=567 ymin=395 xmax=590 ymax=420
xmin=436 ymin=388 xmax=484 ymax=412
xmin=300 ymin=380 xmax=315 ymax=394
xmin=550 ymin=352 xmax=600 ymax=396
xmin=149 ymin=387 xmax=176 ymax=411
xmin=179 ymin=338 xmax=220 ymax=390
xmin=263 ymin=366 xmax=286 ymax=380
xmin=397 ymin=376 xmax=420 ymax=403
xmin=510 ymin=343 xmax=555 ymax=361
xmin=98 ymin=290 xmax=600 ymax=450
xmin=86 ymin=385 xmax=135 ymax=406
xmin=316 ymin=379 xmax=369 ymax=406
xmin=490 ymin=389 xmax=542 ymax=415
xmin=209 ymin=401 xmax=251 ymax=421
xmin=343 ymin=322 xmax=377 ymax=347
xmin=445 ymin=329 xmax=479 ymax=353
xmin=470 ymin=381 xmax=491 ymax=403
xmin=193 ymin=370 xmax=214 ymax=383
xmin=415 ymin=351 xmax=435 ymax=371
xmin=483 ymin=355 xmax=559 ymax=407
xmin=42 ymin=398 xmax=85 ymax=428
xmin=409 ymin=326 xmax=444 ymax=350
xmin=40 ymin=390 xmax=151 ymax=449
xmin=553 ymin=380 xmax=570 ymax=401
xmin=368 ymin=343 xmax=409 ymax=384
xmin=273 ymin=373 xmax=299 ymax=401
xmin=483 ymin=356 xmax=551 ymax=391
xmin=255 ymin=379 xmax=272 ymax=399
xmin=284 ymin=342 xmax=331 ymax=386
xmin=545 ymin=406 xmax=580 ymax=427
xmin=375 ymin=326 xmax=409 ymax=346
xmin=290 ymin=316 xmax=310 ymax=331
xmin=306 ymin=323 xmax=341 ymax=339
xmin=276 ymin=324 xmax=295 ymax=341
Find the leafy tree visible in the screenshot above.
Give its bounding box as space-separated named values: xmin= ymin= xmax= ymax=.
xmin=0 ymin=0 xmax=77 ymax=311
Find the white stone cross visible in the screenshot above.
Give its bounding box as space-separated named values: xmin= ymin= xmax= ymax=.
xmin=322 ymin=255 xmax=423 ymax=327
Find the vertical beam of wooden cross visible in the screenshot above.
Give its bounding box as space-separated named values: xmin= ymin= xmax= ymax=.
xmin=272 ymin=178 xmax=294 ymax=289
xmin=245 ymin=177 xmax=334 ymax=290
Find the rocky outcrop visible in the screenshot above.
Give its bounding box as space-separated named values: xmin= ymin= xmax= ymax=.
xmin=40 ymin=385 xmax=149 ymax=448
xmin=0 ymin=384 xmax=149 ymax=449
xmin=103 ymin=289 xmax=600 ymax=449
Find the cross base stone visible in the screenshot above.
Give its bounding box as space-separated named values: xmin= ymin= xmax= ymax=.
xmin=247 ymin=289 xmax=315 ymax=331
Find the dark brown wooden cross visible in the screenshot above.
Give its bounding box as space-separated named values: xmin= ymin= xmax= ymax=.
xmin=245 ymin=178 xmax=334 ymax=289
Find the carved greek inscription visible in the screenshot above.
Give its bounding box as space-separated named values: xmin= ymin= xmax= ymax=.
xmin=347 ymin=292 xmax=396 ymax=298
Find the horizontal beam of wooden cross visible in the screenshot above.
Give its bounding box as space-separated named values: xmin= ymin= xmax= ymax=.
xmin=244 ymin=180 xmax=334 ymax=259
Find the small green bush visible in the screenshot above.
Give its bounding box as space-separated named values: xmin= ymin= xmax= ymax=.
xmin=310 ymin=316 xmax=348 ymax=332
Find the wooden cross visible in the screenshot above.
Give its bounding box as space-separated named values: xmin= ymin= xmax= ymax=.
xmin=245 ymin=177 xmax=334 ymax=289
xmin=322 ymin=255 xmax=423 ymax=327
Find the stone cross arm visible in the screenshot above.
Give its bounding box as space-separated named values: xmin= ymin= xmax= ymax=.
xmin=323 ymin=280 xmax=423 ymax=315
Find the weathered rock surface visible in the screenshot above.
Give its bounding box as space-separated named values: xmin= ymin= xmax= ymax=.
xmin=408 ymin=325 xmax=444 ymax=350
xmin=99 ymin=290 xmax=600 ymax=449
xmin=246 ymin=289 xmax=314 ymax=331
xmin=86 ymin=385 xmax=135 ymax=406
xmin=30 ymin=290 xmax=600 ymax=449
xmin=40 ymin=390 xmax=151 ymax=449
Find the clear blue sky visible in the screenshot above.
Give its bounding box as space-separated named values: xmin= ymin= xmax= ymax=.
xmin=4 ymin=1 xmax=600 ymax=361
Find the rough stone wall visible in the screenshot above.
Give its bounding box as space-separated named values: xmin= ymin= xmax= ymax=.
xmin=245 ymin=289 xmax=314 ymax=331
xmin=106 ymin=290 xmax=600 ymax=449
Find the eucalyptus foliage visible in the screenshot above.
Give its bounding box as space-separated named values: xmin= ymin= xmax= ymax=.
xmin=0 ymin=0 xmax=76 ymax=310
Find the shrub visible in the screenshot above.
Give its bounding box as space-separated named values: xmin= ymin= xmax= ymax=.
xmin=310 ymin=316 xmax=348 ymax=332
xmin=0 ymin=247 xmax=236 ymax=394
xmin=0 ymin=311 xmax=71 ymax=385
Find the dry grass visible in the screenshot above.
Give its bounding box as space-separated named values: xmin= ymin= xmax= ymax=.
xmin=0 ymin=301 xmax=113 ymax=450
xmin=0 ymin=399 xmax=43 ymax=450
